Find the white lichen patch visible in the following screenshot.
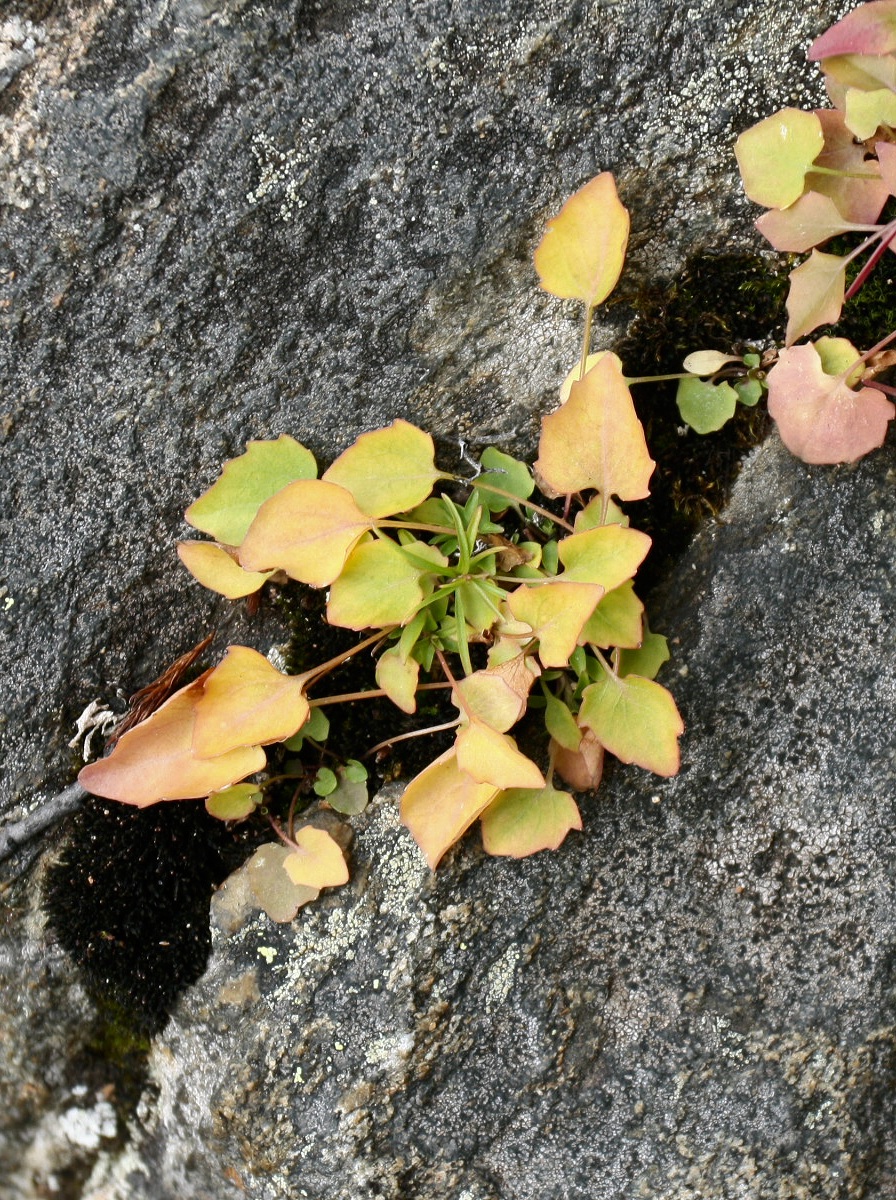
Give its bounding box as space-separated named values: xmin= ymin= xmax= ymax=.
xmin=58 ymin=1099 xmax=117 ymax=1149
xmin=483 ymin=944 xmax=519 ymax=1012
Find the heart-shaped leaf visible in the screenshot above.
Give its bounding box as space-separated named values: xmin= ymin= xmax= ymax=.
xmin=480 ymin=786 xmax=582 ymax=858
xmin=206 ymin=783 xmax=262 ymax=821
xmin=766 ymin=343 xmax=895 ymax=463
xmin=534 ymin=172 xmax=630 ymax=308
xmin=536 ymin=355 xmax=655 ymax=501
xmin=735 ymin=108 xmax=824 ymax=209
xmin=239 ymin=479 xmax=372 ymax=586
xmin=322 ymin=420 xmax=440 ymax=517
xmin=283 ymin=826 xmax=350 ymax=889
xmin=185 ymin=435 xmax=317 ymax=546
xmin=676 ymin=377 xmax=738 ymax=434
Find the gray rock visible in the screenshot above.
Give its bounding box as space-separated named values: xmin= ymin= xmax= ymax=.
xmin=82 ymin=436 xmax=896 ymax=1199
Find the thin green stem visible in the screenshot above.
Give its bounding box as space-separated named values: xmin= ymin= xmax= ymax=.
xmin=625 ymin=372 xmax=693 ymax=385
xmin=807 ymin=164 xmax=881 ymax=180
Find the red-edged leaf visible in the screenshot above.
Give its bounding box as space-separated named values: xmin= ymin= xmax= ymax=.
xmin=579 ymin=671 xmax=683 ymax=777
xmin=807 ymin=109 xmax=889 ymax=224
xmin=766 ymin=343 xmax=895 ymax=464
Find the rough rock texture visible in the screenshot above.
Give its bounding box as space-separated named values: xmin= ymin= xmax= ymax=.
xmin=0 ymin=0 xmax=883 ymax=1196
xmin=82 ymin=437 xmax=896 ymax=1199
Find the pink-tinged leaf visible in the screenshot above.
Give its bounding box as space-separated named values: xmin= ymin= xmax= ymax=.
xmin=806 ymin=110 xmax=888 ymax=224
xmin=734 ymin=108 xmax=824 ymax=209
xmin=177 ymin=541 xmax=273 ymax=599
xmin=453 ymin=669 xmax=528 ymax=732
xmin=551 ymin=728 xmax=605 ymax=791
xmin=784 ymin=250 xmax=846 ymax=346
xmin=507 ymin=580 xmax=604 ymax=668
xmin=557 ymin=524 xmax=651 ymax=592
xmin=534 ymin=172 xmax=630 ymax=308
xmin=283 ymin=826 xmax=350 ymax=890
xmin=844 ymin=87 xmax=896 ymax=139
xmin=239 ymin=479 xmax=372 ymax=586
xmin=536 ymin=355 xmax=655 ymax=500
xmin=756 ymin=191 xmax=880 ymax=253
xmin=400 ymin=748 xmax=500 ymax=868
xmin=559 ymin=351 xmax=622 ymax=403
xmin=246 ymin=843 xmax=319 ymax=923
xmin=480 ymin=786 xmax=582 ymax=858
xmin=876 ymin=140 xmax=896 ymax=194
xmin=192 ymin=645 xmax=310 ymax=758
xmin=78 ymin=677 xmax=266 ymax=806
xmin=810 ymin=1 xmax=896 ymax=60
xmin=579 ymin=671 xmax=683 ymax=777
xmin=456 ymin=720 xmax=546 ymax=790
xmin=321 ymin=420 xmax=440 ymax=518
xmin=766 ymin=343 xmax=895 ymax=464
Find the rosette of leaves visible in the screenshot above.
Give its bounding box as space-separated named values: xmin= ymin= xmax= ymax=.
xmin=78 ymin=171 xmax=684 ymax=915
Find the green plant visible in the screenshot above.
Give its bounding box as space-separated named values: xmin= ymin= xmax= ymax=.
xmin=673 ymin=0 xmax=896 ymax=462
xmin=78 ymin=173 xmax=684 ymax=920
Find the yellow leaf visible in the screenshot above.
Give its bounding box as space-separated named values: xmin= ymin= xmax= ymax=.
xmin=177 ymin=541 xmax=273 ymax=599
xmin=535 ymin=355 xmax=655 ymax=500
xmin=559 ymin=351 xmax=622 ymax=403
xmin=400 ymin=748 xmax=500 ymax=868
xmin=322 ymin=420 xmax=440 ymax=517
xmin=456 ymin=720 xmax=545 ymax=790
xmin=78 ymin=677 xmax=266 ymax=806
xmin=577 ymin=580 xmax=644 ymax=649
xmin=534 ymin=173 xmax=630 ymax=307
xmin=784 ymin=250 xmax=846 ymax=346
xmin=283 ymin=827 xmax=350 ymax=890
xmin=375 ymin=645 xmax=419 ymax=714
xmin=326 ymin=537 xmax=424 ymax=630
xmin=239 ymin=479 xmax=372 ymax=586
xmin=507 ymin=580 xmax=605 ymax=668
xmin=558 ymin=524 xmax=651 ymax=591
xmin=453 ymin=669 xmax=528 ymax=732
xmin=192 ymin=645 xmax=310 ymax=757
xmin=480 ymin=786 xmax=582 ymax=858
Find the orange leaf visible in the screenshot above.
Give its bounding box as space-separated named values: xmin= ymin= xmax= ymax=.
xmin=534 ymin=173 xmax=630 ymax=308
xmin=177 ymin=541 xmax=273 ymax=599
xmin=400 ymin=748 xmax=500 ymax=868
xmin=535 ymin=355 xmax=654 ymax=501
xmin=283 ymin=827 xmax=349 ymax=890
xmin=239 ymin=479 xmax=372 ymax=586
xmin=78 ymin=677 xmax=266 ymax=806
xmin=192 ymin=645 xmax=310 ymax=757
xmin=455 ymin=720 xmax=545 ymax=790
xmin=507 ymin=580 xmax=604 ymax=668
xmin=784 ymin=250 xmax=846 ymax=346
xmin=551 ymin=728 xmax=605 ymax=791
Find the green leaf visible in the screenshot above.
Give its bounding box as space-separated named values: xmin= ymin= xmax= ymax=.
xmin=327 ymin=537 xmax=425 ymax=630
xmin=734 ymin=378 xmax=764 ymax=407
xmin=558 ymin=525 xmax=651 ymax=592
xmin=313 ymin=767 xmax=338 ymax=797
xmin=579 ymin=671 xmax=683 ymax=776
xmin=534 ymin=172 xmax=630 ymax=308
xmin=185 ymin=435 xmax=317 ymax=547
xmin=205 ymin=783 xmax=262 ymax=821
xmin=322 ymin=420 xmax=440 ymax=518
xmin=476 ymin=447 xmax=535 ymax=510
xmin=543 ymin=691 xmax=582 ymax=753
xmin=343 ymin=759 xmax=368 ymax=783
xmin=734 ymin=107 xmax=824 ymax=209
xmin=480 ymin=786 xmax=582 ymax=858
xmin=617 ymin=628 xmax=670 ymax=680
xmin=577 ymin=579 xmax=644 ymax=649
xmin=326 ymin=769 xmax=369 ymax=816
xmin=283 ymin=706 xmax=329 ymax=750
xmin=507 ymin=580 xmax=605 ymax=668
xmin=676 ymin=378 xmax=738 ymax=434
xmin=743 ymin=353 xmax=761 ymax=368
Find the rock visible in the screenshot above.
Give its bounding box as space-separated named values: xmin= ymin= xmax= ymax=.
xmin=0 ymin=0 xmax=881 ymax=1196
xmin=82 ymin=436 xmax=896 ymax=1198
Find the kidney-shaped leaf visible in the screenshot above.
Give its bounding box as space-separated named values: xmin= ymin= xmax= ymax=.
xmin=177 ymin=541 xmax=273 ymax=599
xmin=400 ymin=748 xmax=500 ymax=868
xmin=536 ymin=355 xmax=655 ymax=501
xmin=534 ymin=172 xmax=630 ymax=308
xmin=192 ymin=645 xmax=310 ymax=758
xmin=579 ymin=671 xmax=683 ymax=777
xmin=766 ymin=343 xmax=895 ymax=464
xmin=480 ymin=786 xmax=582 ymax=858
xmin=185 ymin=435 xmax=317 ymax=547
xmin=239 ymin=479 xmax=372 ymax=586
xmin=322 ymin=420 xmax=440 ymax=518
xmin=735 ymin=108 xmax=824 ymax=209
xmin=78 ymin=677 xmax=266 ymax=806
xmin=283 ymin=826 xmax=350 ymax=890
